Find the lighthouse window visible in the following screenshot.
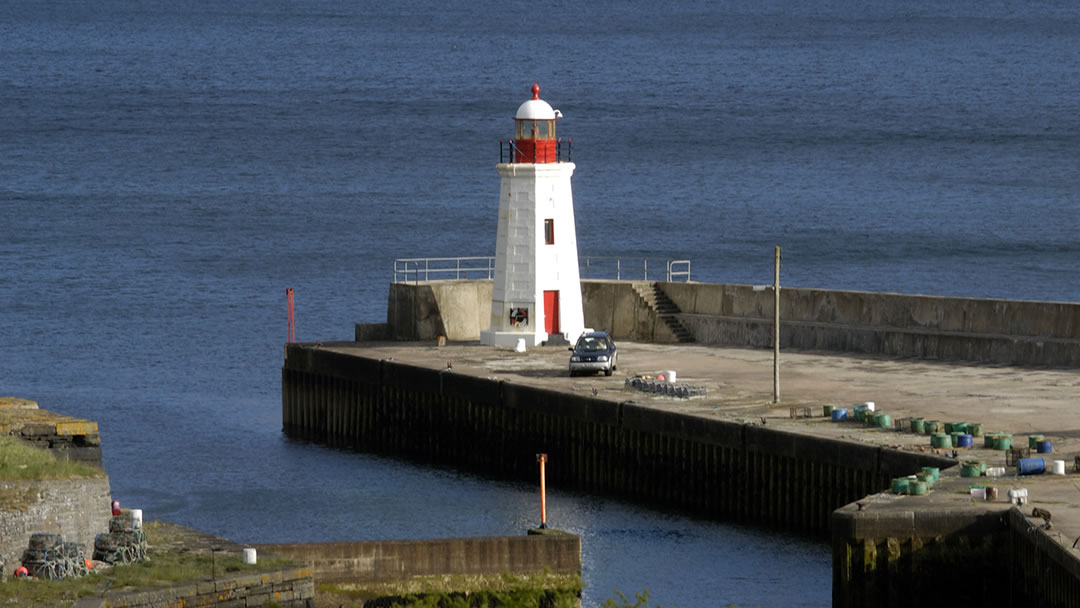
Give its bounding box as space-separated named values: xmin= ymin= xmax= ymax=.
xmin=516 ymin=120 xmax=537 ymax=139
xmin=544 ymin=219 xmax=555 ymax=245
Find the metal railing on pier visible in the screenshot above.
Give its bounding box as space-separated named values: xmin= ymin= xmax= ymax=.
xmin=393 ymin=256 xmax=691 ymax=283
xmin=393 ymin=257 xmax=496 ymax=283
xmin=580 ymin=257 xmax=691 ymax=282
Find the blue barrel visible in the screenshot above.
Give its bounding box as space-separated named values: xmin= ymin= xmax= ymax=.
xmin=956 ymin=434 xmax=973 ymax=448
xmin=1017 ymin=457 xmax=1046 ymax=476
xmin=831 ymin=408 xmax=848 ymax=421
xmin=1036 ymin=439 xmax=1053 ymax=453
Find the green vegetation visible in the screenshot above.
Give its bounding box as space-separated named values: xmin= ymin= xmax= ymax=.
xmin=0 ymin=435 xmax=104 ymax=481
xmin=0 ymin=521 xmax=296 ymax=607
xmin=318 ymin=571 xmax=582 ymax=608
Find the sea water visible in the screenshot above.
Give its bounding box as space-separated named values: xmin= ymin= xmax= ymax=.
xmin=3 ymin=1 xmax=1079 ymax=605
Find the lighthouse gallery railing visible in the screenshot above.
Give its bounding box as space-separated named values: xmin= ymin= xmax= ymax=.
xmin=393 ymin=256 xmax=690 ymax=283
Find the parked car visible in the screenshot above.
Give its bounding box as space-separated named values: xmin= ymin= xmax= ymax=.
xmin=568 ymin=331 xmax=617 ymax=377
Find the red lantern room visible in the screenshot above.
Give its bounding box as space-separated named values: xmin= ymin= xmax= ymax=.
xmin=513 ymin=83 xmax=561 ymax=163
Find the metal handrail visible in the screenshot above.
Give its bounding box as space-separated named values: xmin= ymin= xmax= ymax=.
xmin=393 ymin=256 xmax=691 ymax=283
xmin=393 ymin=257 xmax=496 ymax=283
xmin=498 ymin=138 xmax=573 ymax=163
xmin=579 ymin=256 xmax=692 ymax=282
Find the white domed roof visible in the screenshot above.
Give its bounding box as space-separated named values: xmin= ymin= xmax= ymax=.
xmin=515 ymin=83 xmax=558 ymax=120
xmin=516 ymin=98 xmax=556 ymax=120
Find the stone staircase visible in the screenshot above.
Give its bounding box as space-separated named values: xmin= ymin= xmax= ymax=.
xmin=632 ymin=282 xmax=695 ymax=343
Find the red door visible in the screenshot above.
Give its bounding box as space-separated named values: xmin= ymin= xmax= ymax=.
xmin=543 ymin=290 xmax=560 ymax=334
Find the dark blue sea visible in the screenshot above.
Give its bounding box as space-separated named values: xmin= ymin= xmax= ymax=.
xmin=3 ymin=1 xmax=1079 ymax=606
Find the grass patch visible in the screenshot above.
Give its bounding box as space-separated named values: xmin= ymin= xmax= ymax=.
xmin=0 ymin=435 xmax=104 ymax=481
xmin=319 ymin=571 xmax=582 ymax=608
xmin=0 ymin=521 xmax=297 ymax=608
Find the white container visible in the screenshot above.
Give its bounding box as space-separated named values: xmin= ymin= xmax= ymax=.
xmin=242 ymin=548 xmax=257 ymax=565
xmin=864 ymin=402 xmax=875 ymax=412
xmin=514 ymin=339 xmax=526 ymax=353
xmin=986 ymin=467 xmax=1006 ymax=477
xmin=664 ymin=370 xmax=677 ymax=383
xmin=969 ymin=487 xmax=986 ymax=500
xmin=1053 ymin=459 xmax=1066 ymax=475
xmin=131 ymin=509 xmax=143 ymax=530
xmin=1008 ymin=488 xmax=1029 ymax=506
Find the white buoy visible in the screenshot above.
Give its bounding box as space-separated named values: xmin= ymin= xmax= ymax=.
xmin=1053 ymin=459 xmax=1066 ymax=475
xmin=131 ymin=509 xmax=143 ymax=529
xmin=242 ymin=548 xmax=257 ymax=565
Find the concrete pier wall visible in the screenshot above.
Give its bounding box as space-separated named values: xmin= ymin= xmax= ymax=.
xmin=367 ymin=280 xmax=1080 ymax=366
xmin=255 ymin=535 xmax=581 ymax=585
xmin=281 ymin=346 xmax=952 ymax=535
xmin=832 ymin=503 xmax=1080 ymax=607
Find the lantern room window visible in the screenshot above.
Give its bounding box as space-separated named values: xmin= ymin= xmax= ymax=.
xmin=516 ymin=119 xmax=556 ymax=140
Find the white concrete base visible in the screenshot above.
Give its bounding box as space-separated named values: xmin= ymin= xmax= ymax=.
xmin=481 ymin=329 xmax=550 ymax=348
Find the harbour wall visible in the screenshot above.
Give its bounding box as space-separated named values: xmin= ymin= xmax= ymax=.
xmin=0 ymin=478 xmax=112 ymax=570
xmin=364 ymin=280 xmax=1080 ymax=366
xmin=832 ymin=503 xmax=1080 ymax=607
xmin=96 ymin=566 xmax=315 ymax=608
xmin=255 ymin=534 xmax=581 ymax=585
xmin=281 ymin=345 xmax=953 ymax=535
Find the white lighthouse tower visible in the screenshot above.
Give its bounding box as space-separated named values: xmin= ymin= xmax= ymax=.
xmin=481 ymin=83 xmax=584 ymax=348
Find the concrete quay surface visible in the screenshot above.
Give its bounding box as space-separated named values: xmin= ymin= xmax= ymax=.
xmin=315 ymin=339 xmax=1080 ymax=548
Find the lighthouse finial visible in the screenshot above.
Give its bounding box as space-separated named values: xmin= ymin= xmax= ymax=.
xmin=531 ymin=82 xmax=541 ymax=100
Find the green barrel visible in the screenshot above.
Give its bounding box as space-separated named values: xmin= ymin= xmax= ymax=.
xmin=875 ymin=413 xmax=892 ymax=428
xmin=968 ymin=423 xmax=983 ymax=437
xmin=907 ymin=480 xmax=928 ymax=496
xmin=961 ymin=462 xmax=982 ymax=477
xmin=823 ymin=404 xmax=835 ymax=417
xmin=853 ymin=408 xmax=867 ymax=423
xmin=950 ymin=431 xmax=964 ymax=446
xmin=910 ymin=418 xmax=925 ymax=433
xmin=931 ymin=432 xmax=952 ymax=449
xmin=984 ymin=433 xmax=998 ymax=448
xmin=944 ymin=422 xmax=955 ymax=433
xmin=892 ymin=478 xmax=910 ymax=494
xmin=925 ymin=420 xmax=940 ymax=434
xmin=916 ymin=471 xmax=935 ymax=488
xmin=921 ymin=466 xmax=940 ymax=481
xmin=952 ymin=422 xmax=968 ymax=434
xmin=1028 ymin=434 xmax=1045 ymax=449
xmin=993 ymin=434 xmax=1013 ymax=450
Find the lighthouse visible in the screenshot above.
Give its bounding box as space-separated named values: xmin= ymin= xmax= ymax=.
xmin=480 ymin=84 xmax=584 ymax=348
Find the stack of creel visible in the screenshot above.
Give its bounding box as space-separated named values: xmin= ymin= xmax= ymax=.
xmin=93 ymin=512 xmax=147 ymax=565
xmin=20 ymin=532 xmax=90 ymax=580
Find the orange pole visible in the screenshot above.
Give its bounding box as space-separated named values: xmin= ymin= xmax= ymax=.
xmin=286 ymin=288 xmax=295 ymax=343
xmin=537 ymin=453 xmax=548 ymax=529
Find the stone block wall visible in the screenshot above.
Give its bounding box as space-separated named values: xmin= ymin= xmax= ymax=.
xmin=0 ymin=478 xmax=112 ymax=568
xmin=255 ymin=534 xmax=582 ymax=585
xmin=101 ymin=567 xmax=315 ymax=607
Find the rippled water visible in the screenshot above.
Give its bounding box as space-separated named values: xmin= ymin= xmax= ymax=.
xmin=4 ymin=1 xmax=1079 ymax=605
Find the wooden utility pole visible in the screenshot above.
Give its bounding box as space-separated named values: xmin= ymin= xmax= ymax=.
xmin=773 ymin=246 xmax=781 ymax=404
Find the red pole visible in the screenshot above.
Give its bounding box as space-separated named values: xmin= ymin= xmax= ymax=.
xmin=537 ymin=453 xmax=548 ymax=529
xmin=286 ymin=288 xmax=295 ymax=343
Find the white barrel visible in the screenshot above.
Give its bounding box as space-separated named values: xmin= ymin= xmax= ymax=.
xmin=664 ymin=370 xmax=677 ymax=383
xmin=131 ymin=509 xmax=143 ymax=529
xmin=864 ymin=401 xmax=875 ymax=412
xmin=1053 ymin=459 xmax=1066 ymax=475
xmin=986 ymin=467 xmax=1006 ymax=477
xmin=242 ymin=547 xmax=257 ymax=565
